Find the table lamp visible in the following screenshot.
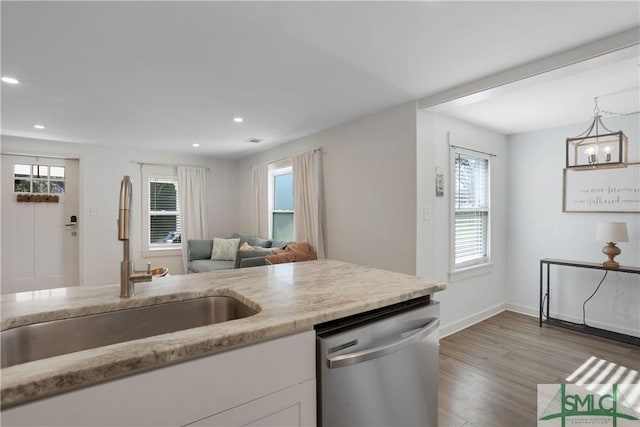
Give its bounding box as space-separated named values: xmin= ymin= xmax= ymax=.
xmin=595 ymin=222 xmax=628 ymax=269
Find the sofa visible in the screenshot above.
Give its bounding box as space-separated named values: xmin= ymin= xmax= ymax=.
xmin=187 ymin=234 xmax=287 ymax=273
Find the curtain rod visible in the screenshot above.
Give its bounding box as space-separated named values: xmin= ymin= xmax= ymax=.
xmin=250 ymin=147 xmax=322 ymax=169
xmin=131 ymin=161 xmax=210 ymax=170
xmin=450 ymin=145 xmax=497 ymax=158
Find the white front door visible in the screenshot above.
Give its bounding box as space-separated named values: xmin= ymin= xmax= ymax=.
xmin=1 ymin=155 xmax=79 ymax=293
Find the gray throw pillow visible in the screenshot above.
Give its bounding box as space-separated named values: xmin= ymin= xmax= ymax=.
xmin=231 ymin=233 xmax=270 ymax=248
xmin=211 ymin=238 xmax=241 ymax=261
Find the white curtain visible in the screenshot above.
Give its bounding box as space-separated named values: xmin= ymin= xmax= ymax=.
xmin=251 ymin=164 xmax=269 ymax=238
xmin=293 ymin=149 xmax=325 ymax=259
xmin=178 ymin=167 xmax=208 ymax=273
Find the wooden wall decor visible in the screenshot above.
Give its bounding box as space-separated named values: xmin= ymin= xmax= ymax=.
xmin=16 ymin=194 xmax=59 ymax=203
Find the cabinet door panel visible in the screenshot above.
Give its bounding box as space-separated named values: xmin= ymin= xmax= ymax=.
xmin=187 ymin=379 xmax=315 ymax=427
xmin=247 ymin=405 xmax=299 ymax=426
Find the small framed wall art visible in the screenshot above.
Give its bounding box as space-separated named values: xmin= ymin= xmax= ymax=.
xmin=435 ymin=167 xmax=444 ymax=197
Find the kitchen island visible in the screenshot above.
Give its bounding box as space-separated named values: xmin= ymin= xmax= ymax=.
xmin=1 ymin=260 xmax=445 ymax=425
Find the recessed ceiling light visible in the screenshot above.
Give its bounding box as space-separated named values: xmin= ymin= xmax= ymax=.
xmin=192 ymin=143 xmax=200 ymax=147
xmin=233 ymin=117 xmax=244 ymax=123
xmin=1 ymin=77 xmax=19 ymax=84
xmin=33 ymin=124 xmax=45 ymax=129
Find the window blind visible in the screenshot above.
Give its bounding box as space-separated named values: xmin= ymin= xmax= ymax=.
xmin=149 ymin=178 xmax=181 ymax=245
xmin=454 ymin=152 xmax=489 ymax=266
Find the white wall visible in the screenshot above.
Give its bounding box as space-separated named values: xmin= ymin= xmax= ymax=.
xmin=1 ymin=136 xmax=238 ymax=291
xmin=7 ymin=105 xmax=634 ymax=340
xmin=506 ymin=115 xmax=640 ymax=336
xmin=237 ymin=102 xmax=418 ymax=275
xmin=417 ymin=112 xmax=509 ymax=335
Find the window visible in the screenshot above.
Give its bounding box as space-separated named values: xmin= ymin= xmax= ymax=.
xmin=269 ymin=165 xmax=294 ymax=242
xmin=14 ymin=164 xmax=65 ymax=194
xmin=451 ymin=149 xmax=490 ymax=270
xmin=142 ymin=166 xmax=181 ymax=255
xmin=149 ymin=178 xmax=181 ymax=246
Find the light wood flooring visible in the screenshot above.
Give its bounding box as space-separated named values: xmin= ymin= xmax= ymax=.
xmin=438 ymin=310 xmax=640 ymax=427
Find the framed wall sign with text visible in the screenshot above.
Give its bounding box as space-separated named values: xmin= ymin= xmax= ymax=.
xmin=563 ymin=162 xmax=640 ymax=213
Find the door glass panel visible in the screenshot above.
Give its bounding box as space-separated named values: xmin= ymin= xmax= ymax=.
xmin=14 ymin=164 xmax=31 ymax=177
xmin=50 ymin=181 xmax=65 ymax=193
xmin=14 ymin=179 xmax=31 ymax=193
xmin=32 ymin=179 xmax=48 ymax=193
xmin=50 ymin=167 xmax=65 ymax=179
xmin=32 ymin=165 xmax=48 ymax=178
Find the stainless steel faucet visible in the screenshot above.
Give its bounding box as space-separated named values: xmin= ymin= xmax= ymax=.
xmin=118 ymin=176 xmax=152 ymax=297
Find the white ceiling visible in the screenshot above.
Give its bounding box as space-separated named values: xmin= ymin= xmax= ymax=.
xmin=1 ymin=1 xmax=639 ymax=158
xmin=429 ymin=54 xmax=640 ymax=135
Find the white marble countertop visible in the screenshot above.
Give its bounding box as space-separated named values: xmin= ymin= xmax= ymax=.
xmin=0 ymin=260 xmax=445 ymax=408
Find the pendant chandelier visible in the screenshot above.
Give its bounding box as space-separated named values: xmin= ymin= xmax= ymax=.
xmin=566 ymin=97 xmax=628 ymax=170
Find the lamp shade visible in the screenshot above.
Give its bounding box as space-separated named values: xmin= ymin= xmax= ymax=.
xmin=595 ymin=222 xmax=629 ymax=243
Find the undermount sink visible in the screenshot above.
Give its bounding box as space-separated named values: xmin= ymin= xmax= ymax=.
xmin=1 ymin=296 xmax=259 ymax=368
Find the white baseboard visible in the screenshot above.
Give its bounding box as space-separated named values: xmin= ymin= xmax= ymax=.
xmin=441 ymin=302 xmax=639 ymax=339
xmin=505 ymin=303 xmax=538 ymax=318
xmin=440 ymin=303 xmax=507 ymax=339
xmin=505 ymin=303 xmax=640 ymax=338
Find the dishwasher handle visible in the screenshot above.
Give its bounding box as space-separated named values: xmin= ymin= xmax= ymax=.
xmin=326 ymin=318 xmax=439 ymax=369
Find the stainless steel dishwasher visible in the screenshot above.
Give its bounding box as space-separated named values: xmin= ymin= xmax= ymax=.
xmin=316 ymin=297 xmax=439 ymax=427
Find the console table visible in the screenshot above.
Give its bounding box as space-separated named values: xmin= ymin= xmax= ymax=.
xmin=539 ymin=258 xmax=640 ymax=346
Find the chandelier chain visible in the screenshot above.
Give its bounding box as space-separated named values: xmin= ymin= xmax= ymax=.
xmin=594 ymin=96 xmax=640 ymax=117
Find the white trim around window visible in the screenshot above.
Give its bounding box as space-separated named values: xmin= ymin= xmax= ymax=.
xmin=268 ymin=162 xmax=294 ymax=242
xmin=449 ymin=146 xmax=492 ymax=276
xmin=141 ymin=165 xmax=182 ymax=258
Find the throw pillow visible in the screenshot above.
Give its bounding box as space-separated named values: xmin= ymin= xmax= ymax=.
xmin=231 ymin=233 xmax=271 ymax=248
xmin=211 ymin=238 xmax=240 ymax=261
xmin=249 ymin=237 xmax=271 ymax=248
xmin=239 ymin=242 xmax=254 ymax=251
xmin=271 ymin=240 xmax=287 ymax=249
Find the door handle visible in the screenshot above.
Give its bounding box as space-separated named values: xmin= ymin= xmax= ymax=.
xmin=326 ymin=318 xmax=439 ymax=369
xmin=65 ymin=223 xmax=77 ymax=227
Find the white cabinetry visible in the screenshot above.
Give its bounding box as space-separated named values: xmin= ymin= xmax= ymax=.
xmin=189 ymin=379 xmax=315 ymax=426
xmin=2 ymin=331 xmax=316 ymax=427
